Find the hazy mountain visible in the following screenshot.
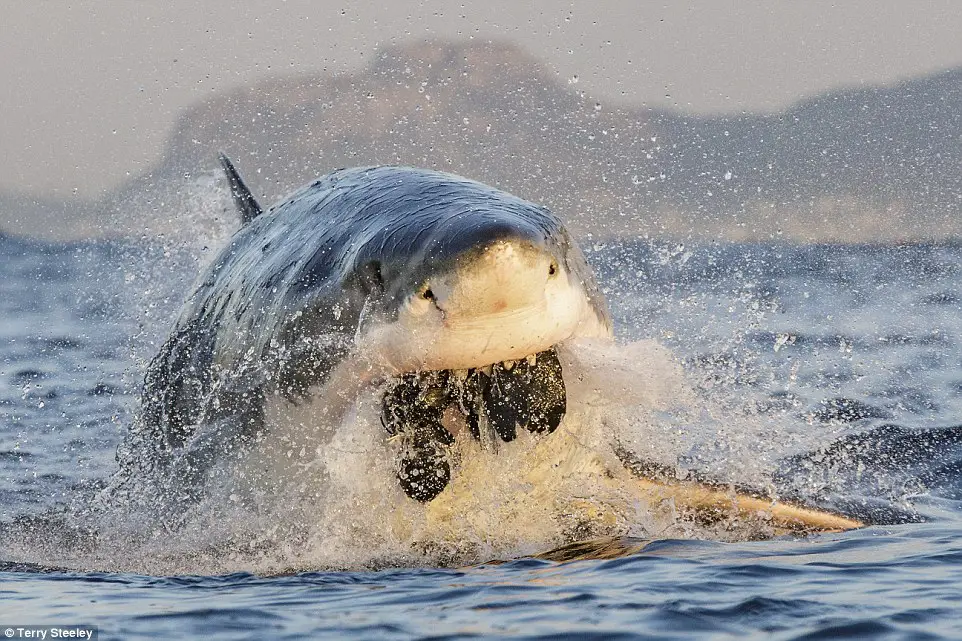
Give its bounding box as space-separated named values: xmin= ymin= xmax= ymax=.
xmin=648 ymin=68 xmax=962 ymax=241
xmin=8 ymin=40 xmax=962 ymax=242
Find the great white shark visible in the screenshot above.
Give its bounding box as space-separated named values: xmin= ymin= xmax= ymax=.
xmin=119 ymin=155 xmax=862 ymax=534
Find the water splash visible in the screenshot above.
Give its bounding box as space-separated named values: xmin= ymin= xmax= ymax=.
xmin=3 ymin=332 xmax=843 ymax=576
xmin=4 ymin=190 xmax=955 ymax=575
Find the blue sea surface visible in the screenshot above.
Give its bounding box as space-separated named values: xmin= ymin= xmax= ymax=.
xmin=3 ymin=233 xmax=962 ymax=639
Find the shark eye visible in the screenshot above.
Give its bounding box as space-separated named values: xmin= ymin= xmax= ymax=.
xmin=548 ymin=261 xmax=558 ymax=276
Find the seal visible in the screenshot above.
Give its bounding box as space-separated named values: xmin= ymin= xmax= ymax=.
xmin=131 ymin=155 xmax=613 ymax=503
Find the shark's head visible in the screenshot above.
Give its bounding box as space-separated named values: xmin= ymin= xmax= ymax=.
xmin=344 ymin=173 xmax=612 ymax=374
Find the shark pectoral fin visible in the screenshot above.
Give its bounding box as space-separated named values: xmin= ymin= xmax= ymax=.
xmin=616 ymin=448 xmax=864 ymax=534
xmin=630 ymin=475 xmax=865 ymax=534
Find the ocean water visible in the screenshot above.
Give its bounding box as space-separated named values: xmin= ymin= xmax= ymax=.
xmin=3 ymin=229 xmax=962 ymax=639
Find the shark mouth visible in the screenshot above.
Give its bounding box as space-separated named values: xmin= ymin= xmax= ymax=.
xmin=381 ymin=347 xmax=566 ymax=502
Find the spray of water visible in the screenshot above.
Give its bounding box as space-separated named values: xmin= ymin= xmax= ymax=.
xmin=1 ymin=331 xmax=813 ymax=575
xmin=0 ymin=181 xmax=889 ymax=575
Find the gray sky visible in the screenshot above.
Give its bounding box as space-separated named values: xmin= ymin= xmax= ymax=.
xmin=4 ymin=0 xmax=962 ymax=199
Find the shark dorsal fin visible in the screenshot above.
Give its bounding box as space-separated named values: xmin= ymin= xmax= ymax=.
xmin=218 ymin=153 xmax=263 ymax=225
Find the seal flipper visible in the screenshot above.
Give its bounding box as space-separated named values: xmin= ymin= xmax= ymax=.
xmin=483 ymin=348 xmax=566 ymax=441
xmin=218 ymin=152 xmax=263 ymax=225
xmin=382 ymin=371 xmax=454 ymax=502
